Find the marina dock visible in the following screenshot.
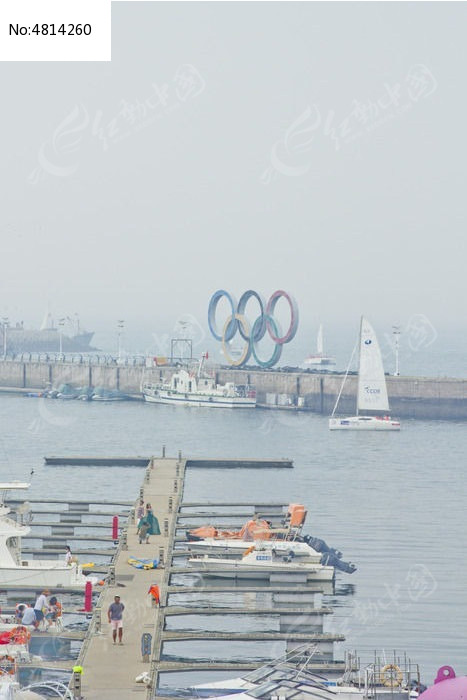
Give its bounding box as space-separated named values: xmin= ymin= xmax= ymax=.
xmin=3 ymin=453 xmax=349 ymax=697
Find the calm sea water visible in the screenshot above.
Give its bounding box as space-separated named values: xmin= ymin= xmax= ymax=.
xmin=0 ymin=395 xmax=465 ymax=687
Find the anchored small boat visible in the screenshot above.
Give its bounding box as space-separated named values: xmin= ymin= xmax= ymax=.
xmin=329 ymin=317 xmax=400 ymax=431
xmin=0 ymin=482 xmax=98 ymax=589
xmin=141 ymin=354 xmax=256 ymax=408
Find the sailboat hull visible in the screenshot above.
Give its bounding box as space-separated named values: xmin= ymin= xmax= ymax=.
xmin=329 ymin=416 xmax=400 ymax=431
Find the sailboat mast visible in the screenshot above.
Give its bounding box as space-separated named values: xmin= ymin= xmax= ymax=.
xmin=356 ymin=316 xmax=363 ymax=416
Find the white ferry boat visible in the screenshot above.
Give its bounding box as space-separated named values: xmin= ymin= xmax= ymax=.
xmin=141 ymin=355 xmax=256 ymax=408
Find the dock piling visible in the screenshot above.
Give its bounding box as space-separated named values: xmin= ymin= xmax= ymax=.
xmin=112 ymin=516 xmax=118 ymax=541
xmin=162 ymin=445 xmax=166 ymax=458
xmin=72 ymin=669 xmax=83 ymax=700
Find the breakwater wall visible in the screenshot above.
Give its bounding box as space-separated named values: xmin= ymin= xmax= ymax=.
xmin=0 ymin=360 xmax=467 ymax=420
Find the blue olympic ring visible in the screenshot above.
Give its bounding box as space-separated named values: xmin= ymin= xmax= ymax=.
xmin=208 ymin=289 xmax=299 ymax=368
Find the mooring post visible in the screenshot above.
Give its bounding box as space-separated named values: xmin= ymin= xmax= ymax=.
xmin=159 ymin=547 xmax=165 ymax=566
xmin=141 ymin=632 xmax=152 ymax=663
xmin=168 ymin=497 xmax=173 ymax=513
xmin=162 ymin=444 xmax=166 ymax=458
xmin=178 ymin=449 xmax=182 ymax=461
xmin=84 ymin=581 xmax=92 ymax=612
xmin=163 ymin=518 xmax=169 ymax=537
xmin=173 ymin=479 xmax=178 ymax=493
xmin=109 ymin=565 xmax=115 ymax=586
xmin=72 ymin=666 xmax=83 ymax=700
xmin=121 ymin=530 xmax=128 ymax=550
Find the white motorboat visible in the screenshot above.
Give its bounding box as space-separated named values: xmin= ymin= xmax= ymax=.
xmin=329 ymin=317 xmax=400 ymax=431
xmin=191 ymin=648 xmax=423 ymax=699
xmin=188 ymin=548 xmax=335 ymax=581
xmin=141 ymin=354 xmax=256 ymax=408
xmin=304 ymin=324 xmax=336 ymax=366
xmin=0 ymin=482 xmax=98 ymax=589
xmin=186 ymin=538 xmax=322 ymax=561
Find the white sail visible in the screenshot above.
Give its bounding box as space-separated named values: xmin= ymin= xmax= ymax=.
xmin=357 ymin=317 xmax=389 ymax=413
xmin=40 ymin=307 xmax=54 ymax=331
xmin=316 ymin=324 xmax=324 ymax=355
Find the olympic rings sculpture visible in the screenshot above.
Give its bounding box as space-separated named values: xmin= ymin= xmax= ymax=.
xmin=208 ymin=290 xmax=299 ymax=368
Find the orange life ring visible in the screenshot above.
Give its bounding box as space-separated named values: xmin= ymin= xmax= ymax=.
xmin=0 ymin=655 xmax=16 ymax=675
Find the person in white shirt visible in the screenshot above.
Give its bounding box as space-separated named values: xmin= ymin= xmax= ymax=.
xmin=65 ymin=546 xmax=73 ymax=566
xmin=33 ymin=590 xmax=50 ymax=628
xmin=21 ymin=606 xmax=37 ymax=629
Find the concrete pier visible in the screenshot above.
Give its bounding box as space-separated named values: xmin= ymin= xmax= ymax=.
xmin=1 ymin=358 xmax=467 ymax=419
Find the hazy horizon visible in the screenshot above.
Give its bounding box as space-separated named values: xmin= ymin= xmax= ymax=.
xmin=1 ymin=2 xmax=466 ymax=358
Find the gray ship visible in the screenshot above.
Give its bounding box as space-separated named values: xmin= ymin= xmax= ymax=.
xmin=2 ymin=313 xmax=97 ymax=353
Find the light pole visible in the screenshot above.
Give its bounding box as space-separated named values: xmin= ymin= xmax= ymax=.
xmin=2 ymin=318 xmax=8 ymax=360
xmin=117 ymin=320 xmax=124 ymax=361
xmin=393 ymin=325 xmax=401 ymax=376
xmin=58 ymin=318 xmax=65 ymax=359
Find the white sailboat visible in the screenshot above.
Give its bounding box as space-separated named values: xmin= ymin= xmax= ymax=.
xmin=304 ymin=324 xmax=335 ymax=366
xmin=329 ymin=317 xmax=400 ymax=431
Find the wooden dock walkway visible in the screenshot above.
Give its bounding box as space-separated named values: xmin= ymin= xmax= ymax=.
xmin=77 ymin=456 xmax=183 ymax=700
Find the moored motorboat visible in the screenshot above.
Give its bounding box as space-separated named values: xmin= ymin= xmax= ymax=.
xmin=0 ymin=483 xmax=98 ymax=589
xmin=188 ymin=547 xmax=335 ymax=581
xmin=141 ymin=354 xmax=256 ymax=408
xmin=186 ymin=504 xmax=356 ymax=574
xmin=191 ymin=649 xmax=424 ymax=698
xmin=186 ymin=538 xmax=322 ymax=561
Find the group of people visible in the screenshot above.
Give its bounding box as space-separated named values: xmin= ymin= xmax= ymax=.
xmin=105 ymin=501 xmax=162 ymax=646
xmin=15 ymin=589 xmax=62 ymax=630
xmin=136 ymin=500 xmax=160 ymax=544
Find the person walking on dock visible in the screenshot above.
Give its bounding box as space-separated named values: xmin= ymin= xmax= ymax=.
xmin=136 ymin=499 xmax=145 ymax=525
xmin=139 ymin=503 xmax=161 ymax=535
xmin=138 ymin=519 xmax=150 ymax=544
xmin=108 ymin=595 xmax=125 ymax=645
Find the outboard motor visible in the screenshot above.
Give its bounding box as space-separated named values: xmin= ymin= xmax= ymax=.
xmin=321 ymin=551 xmax=357 ymax=574
xmin=304 ymin=535 xmax=342 ymax=559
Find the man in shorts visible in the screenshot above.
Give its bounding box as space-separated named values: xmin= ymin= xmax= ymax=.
xmin=33 ymin=590 xmax=50 ymax=630
xmin=107 ymin=595 xmax=124 ymax=645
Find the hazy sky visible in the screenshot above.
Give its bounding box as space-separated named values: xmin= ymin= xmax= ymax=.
xmin=1 ymin=2 xmax=465 ymax=352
